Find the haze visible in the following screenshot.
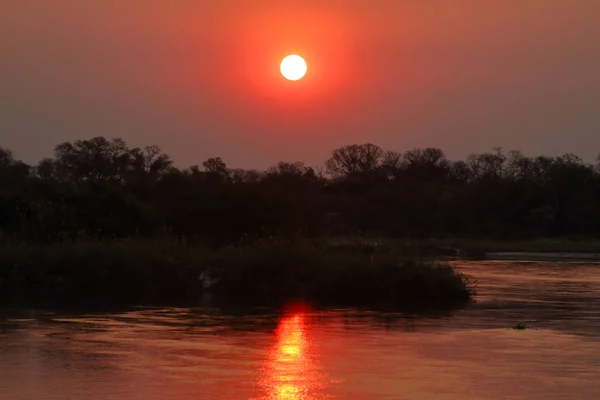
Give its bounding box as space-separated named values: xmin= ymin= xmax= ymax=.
xmin=2 ymin=0 xmax=599 ymax=169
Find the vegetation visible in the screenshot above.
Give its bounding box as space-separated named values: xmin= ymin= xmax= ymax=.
xmin=3 ymin=138 xmax=600 ymax=243
xmin=0 ymin=238 xmax=474 ymax=306
xmin=4 ymin=136 xmax=599 ymax=305
xmin=344 ymin=237 xmax=600 ymax=258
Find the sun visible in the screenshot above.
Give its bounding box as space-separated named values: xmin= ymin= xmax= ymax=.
xmin=280 ymin=55 xmax=307 ymax=81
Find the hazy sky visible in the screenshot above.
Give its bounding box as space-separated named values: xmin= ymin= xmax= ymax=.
xmin=2 ymin=1 xmax=600 ymax=169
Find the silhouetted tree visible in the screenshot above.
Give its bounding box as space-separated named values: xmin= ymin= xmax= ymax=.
xmin=326 ymin=143 xmax=384 ymax=177
xmin=202 ymin=157 xmax=230 ymax=181
xmin=2 ymin=136 xmax=600 ymax=243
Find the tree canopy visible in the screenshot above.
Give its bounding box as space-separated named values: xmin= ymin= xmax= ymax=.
xmin=2 ymin=137 xmax=600 ymax=243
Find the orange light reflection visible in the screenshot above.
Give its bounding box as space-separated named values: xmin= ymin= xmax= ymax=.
xmin=258 ymin=312 xmax=328 ymax=400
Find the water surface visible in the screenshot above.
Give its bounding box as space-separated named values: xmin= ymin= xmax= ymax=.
xmin=1 ymin=261 xmax=599 ymax=399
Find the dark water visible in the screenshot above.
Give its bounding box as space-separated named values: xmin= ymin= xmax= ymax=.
xmin=1 ymin=261 xmax=600 ymax=399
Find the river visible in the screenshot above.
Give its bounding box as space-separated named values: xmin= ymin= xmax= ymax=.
xmin=1 ymin=260 xmax=599 ymax=399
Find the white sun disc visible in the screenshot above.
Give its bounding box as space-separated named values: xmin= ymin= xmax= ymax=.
xmin=280 ymin=55 xmax=307 ymax=81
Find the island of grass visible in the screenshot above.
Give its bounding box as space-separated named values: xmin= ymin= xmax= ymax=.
xmin=0 ymin=237 xmax=474 ymax=307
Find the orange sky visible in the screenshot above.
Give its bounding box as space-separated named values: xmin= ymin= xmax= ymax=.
xmin=2 ymin=1 xmax=600 ymax=168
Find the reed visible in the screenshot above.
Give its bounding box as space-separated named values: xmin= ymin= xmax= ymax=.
xmin=0 ymin=237 xmax=474 ymax=306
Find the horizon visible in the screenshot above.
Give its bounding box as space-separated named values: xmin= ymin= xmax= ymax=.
xmin=3 ymin=136 xmax=600 ymax=171
xmin=3 ymin=3 xmax=600 ymax=395
xmin=2 ymin=1 xmax=600 ymax=170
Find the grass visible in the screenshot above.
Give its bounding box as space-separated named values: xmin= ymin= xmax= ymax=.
xmin=0 ymin=237 xmax=474 ymax=307
xmin=0 ymin=238 xmax=204 ymax=305
xmin=329 ymin=236 xmax=600 ymax=258
xmin=444 ymin=237 xmax=600 ymax=257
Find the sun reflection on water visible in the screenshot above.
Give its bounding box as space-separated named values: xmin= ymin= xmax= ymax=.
xmin=258 ymin=310 xmax=328 ymax=400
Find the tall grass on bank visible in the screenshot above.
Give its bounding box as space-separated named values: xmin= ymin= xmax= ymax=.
xmin=0 ymin=237 xmax=474 ymax=306
xmin=0 ymin=238 xmax=205 ymax=304
xmin=328 ymin=236 xmax=600 ymax=258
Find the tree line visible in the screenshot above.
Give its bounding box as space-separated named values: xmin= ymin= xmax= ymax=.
xmin=1 ymin=137 xmax=600 ymax=244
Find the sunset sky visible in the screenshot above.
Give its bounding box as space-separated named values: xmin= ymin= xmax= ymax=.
xmin=2 ymin=1 xmax=599 ymax=169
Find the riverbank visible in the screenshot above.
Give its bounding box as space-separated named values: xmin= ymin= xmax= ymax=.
xmin=330 ymin=237 xmax=600 ymax=258
xmin=0 ymin=238 xmax=473 ymax=307
xmin=452 ymin=238 xmax=600 ymax=257
xmin=484 ymin=252 xmax=600 ymax=262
